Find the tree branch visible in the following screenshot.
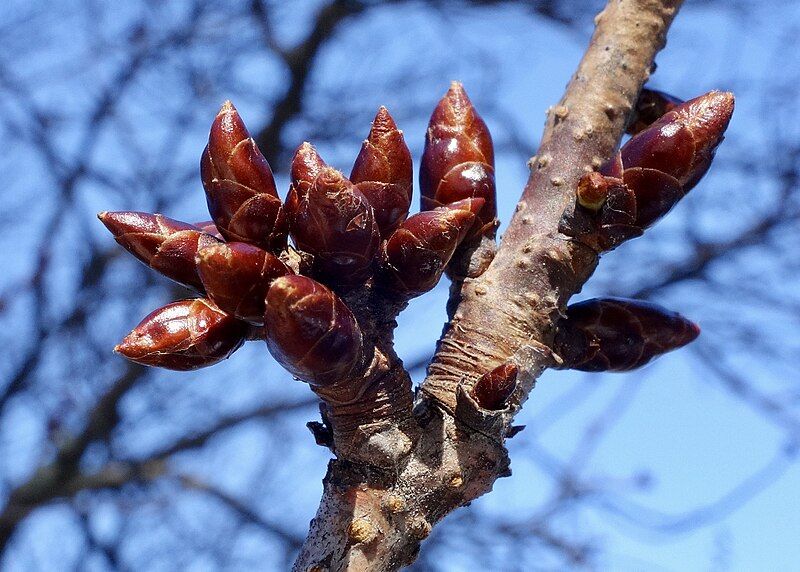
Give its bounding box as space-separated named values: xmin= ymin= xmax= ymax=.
xmin=293 ymin=1 xmax=684 ymax=570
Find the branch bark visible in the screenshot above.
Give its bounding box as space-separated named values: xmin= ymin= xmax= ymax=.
xmin=293 ymin=1 xmax=683 ymax=570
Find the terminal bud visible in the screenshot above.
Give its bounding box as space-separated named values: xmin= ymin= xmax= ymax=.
xmin=287 ymin=145 xmax=380 ymax=286
xmin=350 ymin=106 xmax=413 ymax=237
xmin=420 ymin=82 xmax=497 ymax=237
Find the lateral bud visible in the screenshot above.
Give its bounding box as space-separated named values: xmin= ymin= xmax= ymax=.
xmin=350 ymin=106 xmax=413 ymax=237
xmin=98 ymin=211 xmax=219 ymax=291
xmin=420 ymin=82 xmax=497 ymax=237
xmin=380 ymin=198 xmax=483 ymax=296
xmin=573 ymin=90 xmax=734 ymax=250
xmin=196 ymin=242 xmax=292 ymax=324
xmin=286 ymin=144 xmax=380 ymax=287
xmin=115 ymin=299 xmax=246 ymax=370
xmin=263 ymin=275 xmax=363 ymax=386
xmin=202 ymin=101 xmax=288 ymax=251
xmin=621 ymin=90 xmax=734 ymax=192
xmin=553 ymin=297 xmax=700 ymax=372
xmin=470 ymin=363 xmax=518 ymax=410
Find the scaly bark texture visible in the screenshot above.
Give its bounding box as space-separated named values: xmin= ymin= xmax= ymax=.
xmin=292 ymin=1 xmax=684 ymax=570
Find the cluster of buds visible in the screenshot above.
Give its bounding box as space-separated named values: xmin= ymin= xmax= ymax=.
xmin=100 ymin=82 xmax=731 ymax=418
xmin=101 ymin=84 xmax=498 ymax=380
xmin=570 ymin=89 xmax=734 ymax=251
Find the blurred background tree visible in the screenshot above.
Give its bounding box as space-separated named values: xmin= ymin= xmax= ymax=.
xmin=1 ymin=0 xmax=798 ymax=570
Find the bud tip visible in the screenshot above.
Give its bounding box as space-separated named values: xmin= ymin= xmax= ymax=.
xmin=370 ymin=106 xmax=397 ymax=133
xmin=218 ymin=100 xmax=236 ymax=115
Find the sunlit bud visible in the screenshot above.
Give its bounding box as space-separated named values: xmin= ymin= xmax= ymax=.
xmin=288 ymin=141 xmax=327 ymax=193
xmin=98 ymin=211 xmax=219 ymax=290
xmin=554 ymin=297 xmax=700 ymax=372
xmin=207 ymin=101 xmax=278 ymax=200
xmin=263 ymin=275 xmax=363 ymax=386
xmin=202 ymin=101 xmax=288 ymax=251
xmin=573 ymin=91 xmax=734 ymax=251
xmin=420 ymin=82 xmax=496 ymax=235
xmin=380 ymin=198 xmax=483 ymax=296
xmin=115 ymin=299 xmax=246 ymax=370
xmin=204 ymin=177 xmax=288 ymax=252
xmin=470 ymin=363 xmax=518 ymax=410
xmin=350 ymin=106 xmax=413 ymax=237
xmin=197 ymin=242 xmax=292 ymax=324
xmin=287 ymin=146 xmax=380 ymax=286
xmin=621 ymin=90 xmax=734 ymax=192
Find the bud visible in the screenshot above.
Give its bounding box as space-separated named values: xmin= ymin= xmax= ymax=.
xmin=263 ymin=275 xmax=363 ymax=386
xmin=196 ymin=242 xmax=292 ymax=324
xmin=576 ymin=171 xmax=611 ymax=211
xmin=626 ymin=88 xmax=684 ymax=135
xmin=380 ymin=198 xmax=483 ymax=296
xmin=207 ymin=101 xmax=278 ymax=200
xmin=286 ymin=145 xmax=380 ymax=286
xmin=115 ymin=299 xmax=246 ymax=370
xmin=288 ymin=141 xmax=327 ymax=191
xmin=350 ymin=106 xmax=413 ymax=237
xmin=470 ymin=363 xmax=518 ymax=410
xmin=574 ymin=91 xmax=734 ymax=251
xmin=98 ymin=211 xmax=219 ymax=290
xmin=202 ymin=101 xmax=288 ymax=251
xmin=420 ymin=82 xmax=496 ymax=235
xmin=621 ymin=91 xmax=734 ymax=192
xmin=554 ymin=297 xmax=700 ymax=372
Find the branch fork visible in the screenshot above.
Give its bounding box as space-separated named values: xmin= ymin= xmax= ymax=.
xmin=97 ymin=1 xmax=737 ymax=568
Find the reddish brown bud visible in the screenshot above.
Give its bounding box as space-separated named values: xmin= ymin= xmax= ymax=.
xmin=115 ymin=299 xmax=246 ymax=370
xmin=286 ymin=145 xmax=380 ymax=286
xmin=207 ymin=101 xmax=278 ymax=199
xmin=420 ymin=82 xmax=496 ymax=235
xmin=380 ymin=198 xmax=483 ymax=296
xmin=627 ymin=88 xmax=684 ymax=135
xmin=554 ymin=298 xmax=700 ymax=372
xmin=202 ymin=102 xmax=288 ymax=251
xmin=350 ymin=107 xmax=413 ymax=237
xmin=263 ymin=275 xmax=363 ymax=386
xmin=98 ymin=211 xmax=219 ymax=290
xmin=289 ymin=141 xmax=327 ymax=188
xmin=573 ymin=91 xmax=734 ymax=251
xmin=621 ymin=91 xmax=734 ymax=192
xmin=470 ymin=363 xmax=518 ymax=410
xmin=196 ymin=242 xmax=292 ymax=324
